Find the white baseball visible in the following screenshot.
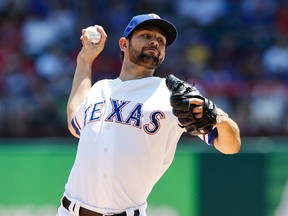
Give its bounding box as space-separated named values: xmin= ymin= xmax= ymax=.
xmin=86 ymin=26 xmax=101 ymax=44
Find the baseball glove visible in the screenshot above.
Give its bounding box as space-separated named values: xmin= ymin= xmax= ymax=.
xmin=166 ymin=74 xmax=217 ymax=136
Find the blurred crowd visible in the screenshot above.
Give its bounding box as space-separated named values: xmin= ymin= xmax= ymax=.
xmin=0 ymin=0 xmax=287 ymax=138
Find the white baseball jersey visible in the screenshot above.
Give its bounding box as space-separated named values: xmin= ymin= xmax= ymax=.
xmin=64 ymin=76 xmax=213 ymax=214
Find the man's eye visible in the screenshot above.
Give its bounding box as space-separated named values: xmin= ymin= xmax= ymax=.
xmin=143 ymin=34 xmax=150 ymax=38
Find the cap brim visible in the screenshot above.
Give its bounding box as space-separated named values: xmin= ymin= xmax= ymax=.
xmin=126 ymin=19 xmax=177 ymax=46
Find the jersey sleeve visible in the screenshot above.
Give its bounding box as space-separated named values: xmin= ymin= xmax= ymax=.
xmin=198 ymin=127 xmax=218 ymax=147
xmin=70 ymin=99 xmax=88 ymax=136
xmin=70 ymin=80 xmax=109 ymax=136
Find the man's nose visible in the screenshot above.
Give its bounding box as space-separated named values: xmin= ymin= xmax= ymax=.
xmin=149 ymin=39 xmax=159 ymax=47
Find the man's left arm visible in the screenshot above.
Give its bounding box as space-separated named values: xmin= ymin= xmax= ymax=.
xmin=213 ymin=108 xmax=241 ymax=154
xmin=165 ymin=74 xmax=241 ymax=154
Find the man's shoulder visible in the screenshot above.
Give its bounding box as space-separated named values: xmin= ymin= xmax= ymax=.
xmin=92 ymin=78 xmax=116 ymax=87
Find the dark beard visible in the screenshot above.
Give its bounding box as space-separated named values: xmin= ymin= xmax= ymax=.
xmin=128 ymin=45 xmax=163 ymax=70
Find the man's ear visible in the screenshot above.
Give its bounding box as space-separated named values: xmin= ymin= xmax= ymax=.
xmin=119 ymin=37 xmax=128 ymax=51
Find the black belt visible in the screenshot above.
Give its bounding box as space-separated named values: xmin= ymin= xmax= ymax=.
xmin=62 ymin=196 xmax=140 ymax=216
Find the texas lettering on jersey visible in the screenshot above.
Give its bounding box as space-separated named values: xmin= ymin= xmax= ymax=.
xmin=81 ymin=98 xmax=166 ymax=135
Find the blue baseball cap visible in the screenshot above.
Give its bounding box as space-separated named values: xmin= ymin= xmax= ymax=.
xmin=123 ymin=13 xmax=177 ymax=46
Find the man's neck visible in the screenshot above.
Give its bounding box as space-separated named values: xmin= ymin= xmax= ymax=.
xmin=119 ymin=61 xmax=155 ymax=81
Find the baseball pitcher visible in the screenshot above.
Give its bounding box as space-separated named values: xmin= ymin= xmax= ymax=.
xmin=57 ymin=13 xmax=241 ymax=216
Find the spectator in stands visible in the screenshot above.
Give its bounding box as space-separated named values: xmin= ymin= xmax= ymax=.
xmin=174 ymin=0 xmax=228 ymax=26
xmin=262 ymin=33 xmax=288 ymax=80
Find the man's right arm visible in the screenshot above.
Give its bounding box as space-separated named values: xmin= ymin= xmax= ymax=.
xmin=67 ymin=26 xmax=107 ymax=138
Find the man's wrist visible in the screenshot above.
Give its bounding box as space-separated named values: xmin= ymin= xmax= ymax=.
xmin=77 ymin=49 xmax=99 ymax=65
xmin=216 ymin=112 xmax=229 ymax=124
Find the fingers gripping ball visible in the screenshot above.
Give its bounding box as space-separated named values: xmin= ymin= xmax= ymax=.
xmin=86 ymin=26 xmax=101 ymax=44
xmin=166 ymin=74 xmax=217 ymax=136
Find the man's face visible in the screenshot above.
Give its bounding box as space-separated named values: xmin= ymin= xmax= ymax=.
xmin=127 ymin=27 xmax=166 ymax=70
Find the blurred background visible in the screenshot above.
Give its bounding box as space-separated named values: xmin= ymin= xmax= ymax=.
xmin=0 ymin=0 xmax=288 ymax=215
